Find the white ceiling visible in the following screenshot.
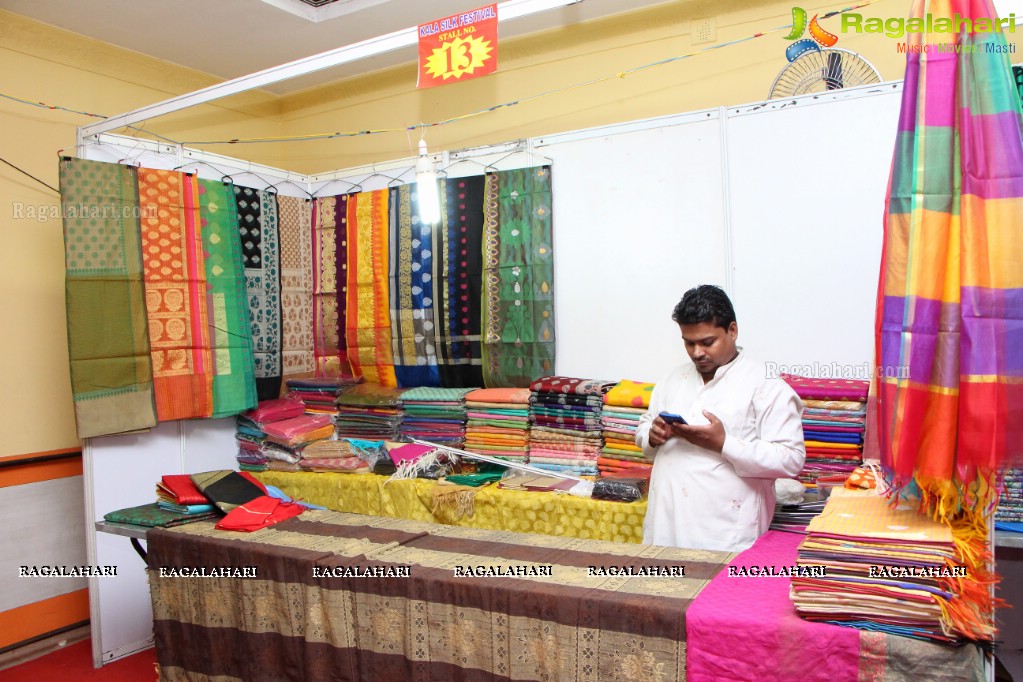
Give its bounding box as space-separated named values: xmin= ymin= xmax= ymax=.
xmin=0 ymin=0 xmax=676 ymax=95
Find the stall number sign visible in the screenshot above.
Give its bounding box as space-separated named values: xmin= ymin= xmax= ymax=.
xmin=418 ymin=4 xmax=498 ymax=88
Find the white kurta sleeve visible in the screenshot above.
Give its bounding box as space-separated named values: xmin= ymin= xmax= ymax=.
xmin=635 ymin=375 xmax=669 ymax=461
xmin=719 ymin=379 xmax=805 ymax=478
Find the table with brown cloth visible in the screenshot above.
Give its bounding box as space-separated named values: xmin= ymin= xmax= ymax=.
xmin=147 ymin=509 xmax=733 ymax=681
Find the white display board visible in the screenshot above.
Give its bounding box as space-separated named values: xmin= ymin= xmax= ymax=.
xmin=538 ymin=83 xmax=902 ymax=384
xmin=725 ymin=86 xmax=902 ymax=373
xmin=538 ymin=111 xmax=728 ymax=383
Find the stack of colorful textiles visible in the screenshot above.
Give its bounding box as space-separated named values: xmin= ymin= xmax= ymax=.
xmin=527 ymin=376 xmax=615 ymax=477
xmin=333 ymin=383 xmax=405 ymax=440
xmin=996 ymin=468 xmax=1023 ymax=530
xmin=235 ymin=398 xmax=307 ymax=472
xmin=285 ymin=376 xmax=361 ymax=415
xmin=155 ymin=475 xmax=217 ymax=516
xmin=599 ymin=380 xmax=655 ymax=479
xmin=462 ymin=387 xmax=532 ymax=464
xmin=792 ymin=489 xmax=995 ymax=644
xmin=781 ymin=375 xmax=869 ymax=488
xmin=398 ymin=387 xmax=475 ymax=447
xmin=263 ymin=414 xmax=335 ymax=448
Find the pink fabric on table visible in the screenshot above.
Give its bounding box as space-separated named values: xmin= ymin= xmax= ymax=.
xmin=686 ymin=530 xmax=861 ymax=682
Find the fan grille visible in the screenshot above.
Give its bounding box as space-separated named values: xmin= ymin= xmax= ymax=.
xmin=769 ymin=48 xmax=882 ymax=99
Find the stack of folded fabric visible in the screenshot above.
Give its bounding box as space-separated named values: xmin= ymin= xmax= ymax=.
xmin=235 ymin=398 xmax=307 ymax=472
xmin=462 ymin=387 xmax=532 ymax=464
xmin=333 ymin=383 xmax=405 ymax=440
xmin=527 ymin=376 xmax=616 ymax=477
xmin=599 ymin=379 xmax=655 ymax=480
xmin=285 ymin=376 xmax=361 ymax=415
xmin=155 ymin=474 xmax=217 ymax=517
xmin=996 ymin=468 xmax=1023 ymax=531
xmin=792 ymin=488 xmax=996 ymax=644
xmin=261 ymin=413 xmax=336 ymax=472
xmin=398 ymin=387 xmax=475 ymax=448
xmin=780 ymin=375 xmax=869 ymax=489
xmin=299 ymin=437 xmax=385 ymax=473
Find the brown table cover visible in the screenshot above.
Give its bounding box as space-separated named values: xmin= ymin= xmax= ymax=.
xmin=147 ymin=509 xmax=733 ymax=681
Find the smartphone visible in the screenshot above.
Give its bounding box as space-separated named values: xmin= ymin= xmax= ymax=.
xmin=659 ymin=412 xmax=689 ymax=425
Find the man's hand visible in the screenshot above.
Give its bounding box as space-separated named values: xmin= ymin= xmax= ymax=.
xmin=666 ymin=410 xmax=726 ymax=453
xmin=648 ymin=415 xmax=671 ymax=447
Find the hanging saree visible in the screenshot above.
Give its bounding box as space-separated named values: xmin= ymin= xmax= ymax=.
xmin=481 ymin=166 xmax=555 ymax=387
xmin=875 ymin=0 xmax=1023 ymax=520
xmin=346 ymin=189 xmax=397 ymax=386
xmin=312 ymin=196 xmax=347 ymax=376
xmin=433 ymin=176 xmax=485 ymax=387
xmin=137 ymin=168 xmax=213 ymax=420
xmin=277 ymin=195 xmax=315 ymax=378
xmin=60 ymin=157 xmax=157 ymax=437
xmin=235 ymin=187 xmax=283 ymax=401
xmin=389 ymin=183 xmax=441 ymax=387
xmin=197 ymin=179 xmax=256 ymax=417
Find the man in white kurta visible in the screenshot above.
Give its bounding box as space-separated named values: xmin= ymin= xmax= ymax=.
xmin=636 ymin=286 xmax=805 ymax=553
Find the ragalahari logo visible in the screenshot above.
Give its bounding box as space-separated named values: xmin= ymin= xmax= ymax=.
xmin=784 ymin=7 xmax=838 ymax=61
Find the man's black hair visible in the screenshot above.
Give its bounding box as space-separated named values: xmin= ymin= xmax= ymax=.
xmin=671 ymin=284 xmax=736 ymax=330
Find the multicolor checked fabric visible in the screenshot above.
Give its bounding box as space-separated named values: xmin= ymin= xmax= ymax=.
xmin=277 ymin=195 xmax=315 ymax=377
xmin=197 ymin=179 xmax=256 ymax=417
xmin=137 ymin=169 xmax=213 ymax=420
xmin=874 ymin=0 xmax=1023 ymax=516
xmin=389 ymin=184 xmax=441 ymax=387
xmin=346 ymin=189 xmax=397 ymax=386
xmin=60 ymin=158 xmax=157 ymax=437
xmin=482 ymin=166 xmax=556 ymax=387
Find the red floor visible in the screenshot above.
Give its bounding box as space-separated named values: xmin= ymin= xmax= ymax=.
xmin=0 ymin=640 xmax=157 ymax=681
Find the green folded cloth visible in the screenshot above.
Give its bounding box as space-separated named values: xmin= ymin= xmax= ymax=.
xmin=444 ymin=472 xmax=505 ymax=487
xmin=104 ymin=502 xmax=219 ymax=528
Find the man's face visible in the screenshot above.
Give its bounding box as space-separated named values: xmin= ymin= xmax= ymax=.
xmin=679 ymin=321 xmax=738 ymax=379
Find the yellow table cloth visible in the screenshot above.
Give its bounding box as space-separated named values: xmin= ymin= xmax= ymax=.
xmin=253 ymin=471 xmax=647 ymax=543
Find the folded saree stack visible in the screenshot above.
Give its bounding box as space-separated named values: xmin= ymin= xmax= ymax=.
xmin=285 ymin=376 xmax=361 ymax=415
xmin=791 ymin=488 xmax=996 ymax=644
xmin=298 ymin=438 xmax=385 ymax=473
xmin=781 ymin=375 xmax=868 ymax=489
xmin=398 ymin=387 xmax=475 ymax=448
xmin=995 ymin=468 xmax=1023 ymax=529
xmin=235 ymin=398 xmax=307 ymax=472
xmin=599 ymin=379 xmax=654 ymax=479
xmin=527 ymin=376 xmax=615 ymax=477
xmin=462 ymin=387 xmax=532 ymax=464
xmin=333 ymin=383 xmax=405 ymax=440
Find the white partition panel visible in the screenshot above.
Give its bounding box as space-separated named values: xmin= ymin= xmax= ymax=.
xmin=85 ymin=418 xmax=237 ymax=667
xmin=539 ymin=111 xmax=729 ymax=383
xmin=724 ymin=86 xmax=902 ymax=372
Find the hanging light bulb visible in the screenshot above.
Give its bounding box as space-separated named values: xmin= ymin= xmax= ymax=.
xmin=416 ymin=139 xmax=441 ymax=225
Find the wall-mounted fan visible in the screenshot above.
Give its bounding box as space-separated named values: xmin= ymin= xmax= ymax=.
xmin=769 ymin=48 xmax=882 ymax=99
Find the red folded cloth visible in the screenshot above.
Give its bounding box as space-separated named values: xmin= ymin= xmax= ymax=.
xmin=244 ymin=398 xmax=306 ymax=425
xmin=214 ymin=495 xmax=305 ymax=532
xmin=157 ymin=474 xmax=208 ymax=506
